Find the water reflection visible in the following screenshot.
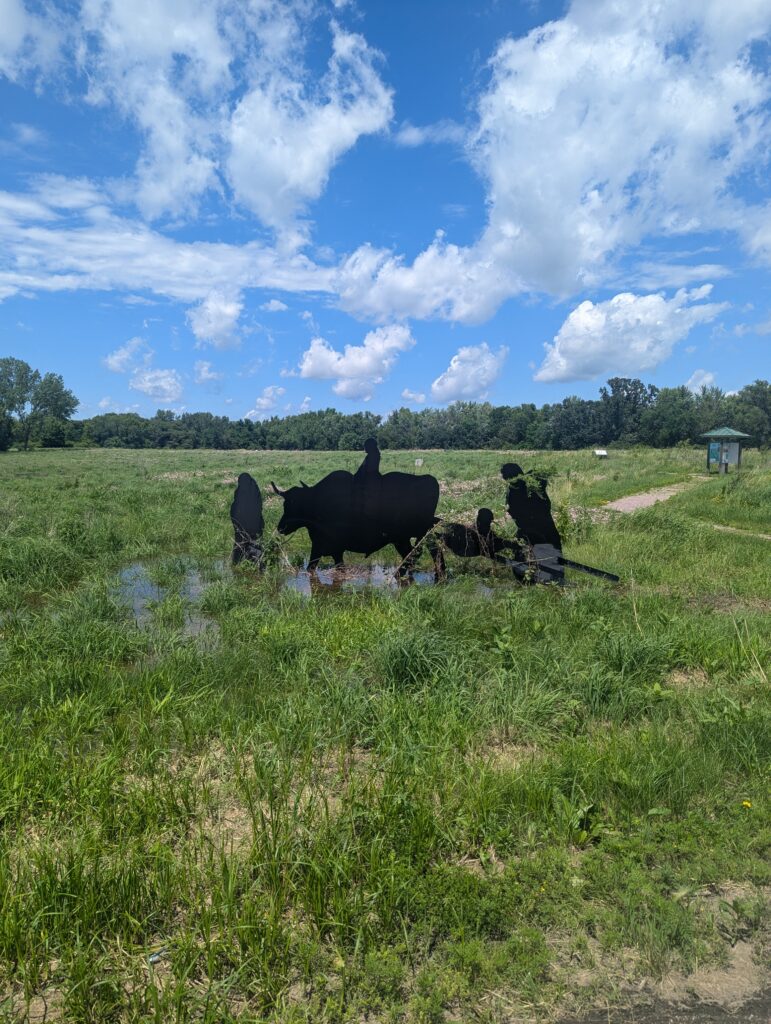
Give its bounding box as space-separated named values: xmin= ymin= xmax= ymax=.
xmin=283 ymin=563 xmax=439 ymax=596
xmin=117 ymin=561 xmax=223 ymax=638
xmin=116 ymin=558 xmax=503 ymax=620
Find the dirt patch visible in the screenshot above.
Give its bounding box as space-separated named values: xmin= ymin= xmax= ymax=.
xmin=711 ymin=524 xmax=771 ymax=542
xmin=197 ymin=798 xmax=255 ymax=851
xmin=456 ymin=846 xmax=507 ymax=877
xmin=570 ymin=505 xmax=613 ymax=525
xmin=603 ymin=481 xmax=693 ymax=513
xmin=3 ymin=986 xmax=64 ymax=1023
xmin=654 ymin=940 xmax=765 ymax=1009
xmin=439 ymin=477 xmax=490 ymax=498
xmin=557 ymin=989 xmax=771 ymax=1023
xmin=689 ymin=594 xmax=771 ymax=615
xmin=668 ymin=668 xmax=711 ymax=688
xmin=472 ymin=734 xmax=540 ymax=772
xmin=155 ymin=471 xmax=206 ymax=481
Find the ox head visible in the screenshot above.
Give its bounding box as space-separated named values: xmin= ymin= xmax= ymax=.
xmin=270 ymin=480 xmax=310 ymax=535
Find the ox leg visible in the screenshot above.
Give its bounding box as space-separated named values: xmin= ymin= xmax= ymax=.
xmin=308 ymin=541 xmax=322 ymax=573
xmin=427 ymin=537 xmax=446 ymax=580
xmin=394 ymin=539 xmax=416 ymax=577
xmin=333 ymin=551 xmax=345 ymax=568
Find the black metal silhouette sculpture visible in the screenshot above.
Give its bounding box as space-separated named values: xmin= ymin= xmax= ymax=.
xmin=271 ymin=440 xmax=440 ymax=574
xmin=501 ymin=463 xmax=561 ymax=548
xmin=439 ymin=508 xmax=518 ymax=562
xmin=230 ymin=472 xmax=264 ymax=566
xmin=354 ymin=436 xmax=381 ymax=479
xmin=500 ymin=463 xmax=618 ymax=584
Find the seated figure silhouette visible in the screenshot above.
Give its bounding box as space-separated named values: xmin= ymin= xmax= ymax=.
xmin=354 ymin=437 xmax=381 ymax=479
xmin=440 ymin=508 xmax=519 ymax=562
xmin=230 ymin=472 xmax=264 ymax=566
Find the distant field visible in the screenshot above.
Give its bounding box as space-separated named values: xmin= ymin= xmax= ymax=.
xmin=0 ymin=448 xmax=769 ymax=1023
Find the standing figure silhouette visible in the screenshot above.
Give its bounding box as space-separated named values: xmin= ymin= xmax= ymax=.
xmin=500 ymin=463 xmax=562 ymax=549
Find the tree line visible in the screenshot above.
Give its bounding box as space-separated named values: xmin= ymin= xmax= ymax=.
xmin=2 ymin=357 xmax=769 ymax=451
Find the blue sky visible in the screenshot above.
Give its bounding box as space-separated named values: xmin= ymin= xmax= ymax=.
xmin=1 ymin=0 xmax=769 ymax=421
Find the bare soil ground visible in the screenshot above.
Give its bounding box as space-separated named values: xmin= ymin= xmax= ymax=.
xmin=603 ymin=482 xmax=693 ymax=512
xmin=557 ymin=989 xmax=771 ymax=1023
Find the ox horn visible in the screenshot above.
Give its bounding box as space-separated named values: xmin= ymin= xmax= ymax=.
xmin=300 ymin=480 xmax=309 ymax=488
xmin=270 ymin=481 xmax=286 ymax=497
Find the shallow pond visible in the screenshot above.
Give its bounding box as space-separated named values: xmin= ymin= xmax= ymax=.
xmin=117 ymin=561 xmax=224 ymax=637
xmin=116 ymin=558 xmax=509 ymax=624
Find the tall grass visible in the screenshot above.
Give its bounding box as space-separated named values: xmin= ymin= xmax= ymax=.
xmin=0 ymin=448 xmax=768 ymax=1022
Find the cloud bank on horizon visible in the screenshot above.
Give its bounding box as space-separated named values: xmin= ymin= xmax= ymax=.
xmin=0 ymin=0 xmax=769 ymax=417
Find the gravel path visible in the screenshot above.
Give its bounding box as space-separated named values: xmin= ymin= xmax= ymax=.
xmin=603 ymin=481 xmax=692 ymax=512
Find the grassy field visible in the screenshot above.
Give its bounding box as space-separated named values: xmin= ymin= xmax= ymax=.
xmin=0 ymin=447 xmax=769 ymax=1023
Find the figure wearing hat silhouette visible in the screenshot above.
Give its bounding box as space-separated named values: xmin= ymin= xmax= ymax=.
xmin=500 ymin=463 xmax=561 ymax=549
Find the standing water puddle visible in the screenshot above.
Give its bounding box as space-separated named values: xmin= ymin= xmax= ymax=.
xmin=283 ymin=563 xmax=439 ymax=596
xmin=117 ymin=561 xmax=225 ymax=638
xmin=116 ymin=559 xmax=504 ymax=623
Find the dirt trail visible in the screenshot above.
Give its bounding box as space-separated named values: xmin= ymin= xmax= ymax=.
xmin=603 ymin=481 xmax=692 ymax=512
xmin=600 ymin=481 xmax=771 ymax=541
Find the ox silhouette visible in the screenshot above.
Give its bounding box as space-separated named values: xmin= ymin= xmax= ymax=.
xmin=271 ymin=469 xmax=440 ymax=574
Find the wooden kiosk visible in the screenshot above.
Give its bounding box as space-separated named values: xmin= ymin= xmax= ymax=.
xmin=701 ymin=426 xmax=750 ymax=473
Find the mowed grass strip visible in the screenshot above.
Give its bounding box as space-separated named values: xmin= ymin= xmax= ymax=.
xmin=0 ymin=448 xmax=769 ymax=1023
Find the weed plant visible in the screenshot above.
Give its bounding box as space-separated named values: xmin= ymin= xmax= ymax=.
xmin=0 ymin=447 xmax=768 ymax=1022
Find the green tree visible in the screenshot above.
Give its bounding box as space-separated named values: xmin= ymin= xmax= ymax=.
xmin=693 ymin=385 xmax=728 ymax=436
xmin=599 ymin=377 xmax=658 ymax=443
xmin=725 ymin=380 xmax=771 ymax=446
xmin=0 ymin=414 xmax=13 ymax=452
xmin=0 ymin=360 xmax=79 ymax=449
xmin=30 ymin=373 xmax=79 ymax=447
xmin=550 ymin=397 xmax=602 ymax=449
xmin=38 ymin=416 xmax=67 ymax=448
xmin=0 ymin=357 xmax=41 ymax=450
xmin=639 ymin=387 xmax=696 ymax=446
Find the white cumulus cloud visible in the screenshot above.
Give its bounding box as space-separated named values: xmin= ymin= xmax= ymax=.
xmin=245 ymin=384 xmax=286 ymax=419
xmin=129 ymin=367 xmax=183 ymax=402
xmin=227 ymin=22 xmax=393 ymax=244
xmin=535 ymin=286 xmax=728 ymax=382
xmin=686 ymin=369 xmax=717 ymax=392
xmin=5 ymin=1 xmax=392 ymax=240
xmin=0 ymin=0 xmax=63 ymax=80
xmin=260 ymin=298 xmax=288 ymax=312
xmin=431 ymin=343 xmax=508 ymax=403
xmin=335 ymin=0 xmax=771 ymax=322
xmin=194 ymin=360 xmax=223 ymax=384
xmin=187 ymin=290 xmax=243 ymax=348
xmin=103 ymin=336 xmax=152 ymax=373
xmin=298 ymin=323 xmax=414 ymax=400
xmin=401 ymin=388 xmax=426 ymax=404
xmin=394 ymin=119 xmax=465 ymax=147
